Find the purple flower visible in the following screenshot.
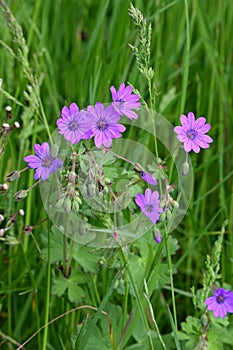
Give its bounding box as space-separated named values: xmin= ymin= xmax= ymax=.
xmin=141 ymin=172 xmax=157 ymax=186
xmin=86 ymin=102 xmax=126 ymax=148
xmin=174 ymin=112 xmax=213 ymax=153
xmin=110 ymin=83 xmax=141 ymax=119
xmin=24 ymin=142 xmax=63 ymax=181
xmin=135 ymin=188 xmax=163 ymax=224
xmin=205 ymin=288 xmax=233 ymax=318
xmin=57 ymin=103 xmax=91 ymax=144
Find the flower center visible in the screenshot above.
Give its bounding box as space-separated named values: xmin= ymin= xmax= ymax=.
xmin=42 ymin=157 xmax=52 ymax=168
xmin=97 ymin=119 xmax=108 ymax=131
xmin=115 ymin=99 xmax=125 ymax=109
xmin=187 ymin=129 xmax=197 ymax=139
xmin=68 ymin=120 xmax=79 ymax=131
xmin=145 ymin=204 xmax=154 ymax=213
xmin=216 ymin=294 xmax=225 ymax=304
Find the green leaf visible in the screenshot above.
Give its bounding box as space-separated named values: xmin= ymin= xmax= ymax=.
xmin=73 ymin=245 xmax=101 ymax=273
xmin=67 ymin=282 xmax=85 ymax=303
xmin=52 ymin=269 xmax=86 ymax=303
xmin=51 ymin=275 xmax=68 ymax=297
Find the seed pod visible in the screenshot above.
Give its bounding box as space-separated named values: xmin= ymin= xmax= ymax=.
xmin=6 ymin=170 xmax=20 ymax=182
xmin=14 ymin=190 xmax=28 ymax=201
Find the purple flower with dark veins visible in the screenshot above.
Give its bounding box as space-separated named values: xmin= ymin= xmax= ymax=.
xmin=86 ymin=102 xmax=126 ymax=148
xmin=135 ymin=188 xmax=163 ymax=224
xmin=141 ymin=172 xmax=157 ymax=186
xmin=205 ymin=288 xmax=233 ymax=318
xmin=110 ymin=82 xmax=141 ymax=119
xmin=57 ymin=102 xmax=91 ymax=144
xmin=24 ymin=142 xmax=63 ymax=181
xmin=174 ymin=112 xmax=213 ymax=153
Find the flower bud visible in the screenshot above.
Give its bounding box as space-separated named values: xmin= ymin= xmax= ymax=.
xmin=182 ymin=161 xmax=189 ymax=176
xmin=14 ymin=190 xmax=28 ymax=201
xmin=134 ymin=163 xmax=143 ymax=172
xmin=2 ymin=123 xmax=10 ymax=129
xmin=114 ymin=231 xmax=119 ymax=241
xmin=98 ymin=257 xmax=106 ymax=267
xmin=0 ymin=214 xmax=4 ymax=222
xmin=201 ymin=313 xmax=208 ymax=327
xmin=171 ymin=200 xmax=179 ymax=208
xmin=6 ymin=106 xmax=12 ymax=120
xmin=0 ymin=228 xmax=5 ymax=237
xmin=6 ymin=170 xmax=20 ymax=182
xmin=0 ymin=183 xmax=8 ymax=194
xmin=24 ymin=225 xmax=33 ymax=234
xmin=72 ymin=200 xmax=80 ymax=212
xmin=159 ymin=211 xmax=166 ymax=222
xmin=65 ymin=199 xmax=72 ymax=211
xmin=153 ymin=227 xmax=162 ymax=243
xmin=14 ymin=121 xmax=20 ymax=129
xmin=166 ymin=210 xmax=172 ymax=221
xmin=19 ymin=209 xmax=25 ymax=216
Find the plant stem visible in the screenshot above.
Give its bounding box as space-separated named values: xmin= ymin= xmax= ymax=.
xmin=42 ymin=219 xmax=51 ymax=350
xmin=164 ymin=223 xmax=177 ymax=330
xmin=120 ymin=247 xmax=154 ymax=350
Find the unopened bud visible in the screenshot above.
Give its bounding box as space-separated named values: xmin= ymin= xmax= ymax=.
xmin=19 ymin=209 xmax=25 ymax=216
xmin=201 ymin=314 xmax=208 ymax=327
xmin=159 ymin=211 xmax=166 ymax=222
xmin=171 ymin=200 xmax=179 ymax=208
xmin=65 ymin=199 xmax=72 ymax=211
xmin=153 ymin=227 xmax=161 ymax=243
xmin=114 ymin=231 xmax=119 ymax=241
xmin=2 ymin=123 xmax=10 ymax=129
xmin=72 ymin=200 xmax=80 ymax=212
xmin=0 ymin=183 xmax=8 ymax=194
xmin=6 ymin=170 xmax=20 ymax=182
xmin=0 ymin=228 xmax=5 ymax=237
xmin=14 ymin=190 xmax=28 ymax=201
xmin=5 ymin=106 xmax=12 ymax=112
xmin=0 ymin=214 xmax=4 ymax=222
xmin=24 ymin=225 xmax=33 ymax=234
xmin=98 ymin=257 xmax=106 ymax=267
xmin=14 ymin=121 xmax=20 ymax=128
xmin=182 ymin=161 xmax=189 ymax=176
xmin=134 ymin=163 xmax=144 ymax=172
xmin=166 ymin=210 xmax=172 ymax=221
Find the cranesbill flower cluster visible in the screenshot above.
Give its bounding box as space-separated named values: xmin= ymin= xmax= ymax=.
xmin=24 ymin=83 xmax=140 ymax=180
xmin=23 ymin=83 xmax=213 ymax=245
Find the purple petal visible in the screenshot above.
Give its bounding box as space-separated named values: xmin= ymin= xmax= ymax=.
xmin=110 ymin=86 xmax=117 ymax=101
xmin=34 ymin=144 xmax=44 ymax=158
xmin=61 ymin=106 xmax=71 ymax=119
xmin=24 ymin=155 xmax=41 ymax=168
xmin=187 ymin=112 xmax=195 ymax=129
xmin=69 ymin=102 xmax=79 ymax=114
xmin=180 ymin=115 xmax=189 ymax=129
xmin=121 ymin=109 xmax=138 ymax=120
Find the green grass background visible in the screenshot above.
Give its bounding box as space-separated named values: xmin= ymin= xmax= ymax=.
xmin=0 ymin=0 xmax=233 ymax=349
